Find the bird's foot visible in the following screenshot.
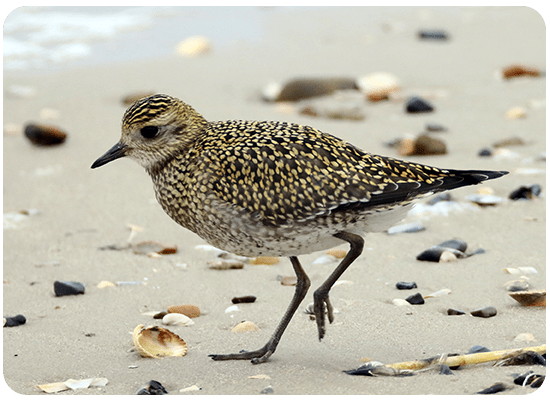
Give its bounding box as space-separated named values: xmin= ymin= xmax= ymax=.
xmin=313 ymin=289 xmax=334 ymax=341
xmin=209 ymin=343 xmax=274 ymax=364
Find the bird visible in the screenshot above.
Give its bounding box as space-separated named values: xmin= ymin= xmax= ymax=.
xmin=92 ymin=94 xmax=508 ymax=364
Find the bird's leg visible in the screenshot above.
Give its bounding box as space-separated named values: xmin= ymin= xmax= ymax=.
xmin=313 ymin=232 xmax=364 ymax=341
xmin=209 ymin=256 xmax=310 ymax=364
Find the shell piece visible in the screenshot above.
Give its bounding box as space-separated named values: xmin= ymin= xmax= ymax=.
xmin=509 ymin=290 xmax=546 ymax=307
xmin=132 ymin=325 xmax=187 ymax=358
xmin=167 ymin=304 xmax=200 ymax=318
xmin=231 ymin=321 xmax=261 ymax=333
xmin=162 ymin=313 xmax=194 ymax=326
xmin=249 ymin=256 xmax=279 ymax=265
xmin=326 ymin=248 xmax=347 ymax=259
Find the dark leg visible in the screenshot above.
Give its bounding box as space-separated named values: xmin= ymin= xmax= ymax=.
xmin=313 ymin=231 xmax=364 ymax=341
xmin=209 ymin=256 xmax=310 ymax=364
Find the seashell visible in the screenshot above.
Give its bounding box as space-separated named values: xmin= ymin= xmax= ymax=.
xmin=195 ymin=244 xmax=226 ymax=254
xmin=447 ymin=308 xmax=465 ymax=315
xmin=470 ymin=306 xmax=497 ymax=318
xmin=162 ymin=313 xmax=194 ymax=326
xmin=248 ymin=374 xmax=271 ymax=380
xmin=132 ymin=324 xmax=187 ymax=358
xmin=492 ymin=136 xmax=525 ymax=148
xmin=465 ymin=194 xmax=504 ymax=206
xmin=513 ymin=333 xmax=535 ymax=342
xmin=356 ymin=72 xmax=400 ymax=102
xmin=506 ymin=107 xmax=527 ymax=119
xmin=505 ymin=280 xmax=530 ymax=292
xmin=405 ymin=96 xmax=434 ymax=113
xmin=280 ymin=276 xmax=297 ymax=286
xmin=208 ymin=259 xmax=244 ymax=270
xmin=231 ymin=295 xmax=257 ymax=304
xmin=312 ymin=254 xmax=337 ymax=264
xmin=398 ymin=134 xmax=446 ymax=156
xmin=249 ymin=256 xmax=279 ymax=265
xmin=503 ymin=267 xmax=538 ymax=275
xmin=392 ymin=298 xmax=411 ymax=307
xmin=54 ymin=281 xmax=85 ymax=296
xmin=508 ymin=290 xmax=546 ymax=307
xmin=231 ymin=320 xmax=260 ymax=333
xmin=179 ymin=385 xmax=201 ymax=392
xmin=37 ymin=377 xmax=108 ymax=393
xmin=424 ymin=288 xmax=451 ymax=298
xmin=326 ymin=248 xmax=348 ymax=259
xmin=132 ymin=241 xmax=177 ymax=255
xmin=509 ymin=184 xmax=542 ymax=200
xmin=4 ymin=123 xmax=22 ymax=136
xmin=24 ymin=123 xmax=67 ymax=146
xmin=425 ymin=123 xmax=447 ymax=132
xmin=176 ymin=36 xmax=211 ymax=57
xmin=97 ymin=280 xmax=115 ymax=289
xmin=167 ymin=304 xmax=200 ymax=318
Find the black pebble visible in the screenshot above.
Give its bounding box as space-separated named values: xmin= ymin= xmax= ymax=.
xmin=231 ymin=295 xmax=257 ymax=304
xmin=54 ymin=281 xmax=85 ymax=297
xmin=396 ymin=281 xmax=417 ymax=290
xmin=509 ymin=184 xmax=542 ymax=200
xmin=478 ymin=148 xmax=492 ymax=157
xmin=514 ymin=370 xmax=545 ymax=387
xmin=405 ymin=293 xmax=425 ymax=305
xmin=137 ymin=380 xmax=168 ymax=395
xmin=406 ymin=96 xmax=434 ymax=113
xmin=438 ymin=364 xmax=454 ymax=375
xmin=470 ymin=306 xmax=497 ymax=318
xmin=260 ymin=386 xmax=274 ymax=394
xmin=425 ymin=123 xmax=447 ymax=132
xmin=468 ymin=345 xmax=491 ymax=354
xmin=4 ymin=314 xmax=26 ymax=327
xmin=477 ymin=382 xmax=508 ymax=394
xmin=447 ymin=308 xmax=465 ymax=316
xmin=418 ymin=30 xmax=450 ymax=40
xmin=24 ymin=124 xmax=67 ymax=146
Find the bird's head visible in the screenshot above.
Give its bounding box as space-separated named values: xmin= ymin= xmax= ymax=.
xmin=91 ymin=94 xmax=207 ymax=172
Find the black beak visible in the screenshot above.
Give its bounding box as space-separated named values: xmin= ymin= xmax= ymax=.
xmin=91 ymin=142 xmax=128 ymax=169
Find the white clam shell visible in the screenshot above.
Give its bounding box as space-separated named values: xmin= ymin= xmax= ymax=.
xmin=132 ymin=324 xmax=187 ymax=358
xmin=162 ymin=313 xmax=194 ymax=326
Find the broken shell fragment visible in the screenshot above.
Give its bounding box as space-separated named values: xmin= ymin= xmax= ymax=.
xmin=167 ymin=304 xmax=200 ymax=318
xmin=231 ymin=321 xmax=261 ymax=333
xmin=132 ymin=325 xmax=187 ymax=358
xmin=208 ymin=260 xmax=244 ymax=270
xmin=326 ymin=248 xmax=348 ymax=259
xmin=162 ymin=313 xmax=194 ymax=326
xmin=508 ymin=290 xmax=546 ymax=307
xmin=132 ymin=241 xmax=177 ymax=255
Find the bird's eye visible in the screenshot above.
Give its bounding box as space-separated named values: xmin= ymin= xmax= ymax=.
xmin=140 ymin=126 xmax=159 ymax=139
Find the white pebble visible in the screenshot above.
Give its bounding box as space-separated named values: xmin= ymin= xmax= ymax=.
xmin=392 ymin=299 xmax=411 ymax=307
xmin=224 ymin=305 xmax=240 ymax=314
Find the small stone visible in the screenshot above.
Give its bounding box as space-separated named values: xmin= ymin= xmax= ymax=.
xmin=392 ymin=299 xmax=411 ymax=306
xmin=231 ymin=296 xmax=257 ymax=304
xmin=24 ymin=124 xmax=67 ymax=146
xmin=468 ymin=345 xmax=491 ymax=354
xmin=249 ymin=256 xmax=279 ymax=265
xmin=492 ymin=136 xmax=525 ymax=148
xmin=387 ymin=222 xmax=425 ymax=234
xmin=447 ymin=308 xmax=465 ymax=316
xmin=231 ymin=321 xmax=260 ymax=333
xmin=356 ymin=72 xmax=400 ymax=102
xmin=425 ymin=123 xmax=447 ymax=132
xmin=396 ymin=281 xmax=417 ymax=290
xmin=326 ymin=248 xmax=347 ymax=259
xmin=513 ymin=333 xmax=535 ymax=342
xmin=153 ymin=311 xmax=167 ymax=319
xmin=398 ymin=134 xmax=446 ymax=156
xmin=470 ymin=306 xmax=497 ymax=318
xmin=54 ymin=281 xmax=85 ymax=297
xmin=225 ymin=305 xmax=240 ymax=313
xmin=477 ymin=383 xmax=508 ymax=394
xmin=502 ymin=65 xmax=541 ymax=79
xmin=133 ymin=241 xmax=177 ymax=255
xmin=418 ymin=30 xmax=450 ymax=40
xmin=97 ymin=280 xmax=115 ymax=289
xmin=505 ymin=280 xmax=530 ymax=292
xmin=405 ymin=293 xmax=425 ymax=305
xmin=3 ymin=314 xmax=26 ymax=327
xmin=137 ymin=380 xmax=168 ymax=395
xmin=260 ymin=385 xmax=274 ymax=394
xmin=405 ymin=96 xmax=434 ymax=113
xmin=478 ymin=148 xmax=492 ymax=157
xmin=263 ymin=77 xmax=357 ymax=102
xmin=509 ymin=184 xmax=542 ymax=200
xmin=424 ymin=288 xmax=451 ymax=298
xmin=208 ymin=260 xmax=244 ymax=270
xmin=280 ymin=276 xmax=297 ymax=286
xmin=176 ymin=36 xmax=211 ymax=57
xmin=162 ymin=313 xmax=194 ymax=326
xmin=167 ymin=304 xmax=200 ymax=318
xmin=439 ymin=364 xmax=454 ymax=375
xmin=508 ymin=290 xmax=546 ymax=307
xmin=506 ymin=107 xmax=527 ymax=119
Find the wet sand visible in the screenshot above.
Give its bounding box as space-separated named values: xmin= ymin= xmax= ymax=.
xmin=3 ymin=7 xmax=546 ymax=395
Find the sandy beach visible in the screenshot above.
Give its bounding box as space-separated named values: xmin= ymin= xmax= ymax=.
xmin=3 ymin=6 xmax=546 ymax=395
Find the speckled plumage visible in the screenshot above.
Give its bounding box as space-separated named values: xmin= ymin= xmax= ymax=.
xmin=92 ymin=94 xmax=508 ymax=364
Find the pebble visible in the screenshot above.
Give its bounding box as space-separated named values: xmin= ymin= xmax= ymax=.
xmin=132 ymin=241 xmax=177 ymax=255
xmin=262 ymin=77 xmax=357 ymax=102
xmin=447 ymin=308 xmax=465 ymax=316
xmin=504 ymin=267 xmax=538 ymax=275
xmin=231 ymin=321 xmax=260 ymax=333
xmin=208 ymin=260 xmax=244 ymax=270
xmin=514 ymin=371 xmax=545 ymax=388
xmin=326 ymin=248 xmax=347 ymax=259
xmin=477 ymin=383 xmax=508 ymax=394
xmin=136 ymin=380 xmax=168 ymax=395
xmin=175 ymin=36 xmax=211 ymax=57
xmin=231 ymin=295 xmax=257 ymax=304
xmin=470 ymin=306 xmax=497 ymax=318
xmin=387 ymin=222 xmax=425 ymax=235
xmin=97 ymin=280 xmax=115 ymax=289
xmin=54 ymin=281 xmax=85 ymax=297
xmin=167 ymin=304 xmax=200 ymax=318
xmin=224 ymin=305 xmax=240 ymax=313
xmin=153 ymin=311 xmax=167 ymax=319
xmin=508 ymin=290 xmax=546 ymax=307
xmin=392 ymin=299 xmax=411 ymax=307
xmin=513 ymin=333 xmax=535 ymax=342
xmin=249 ymin=256 xmax=279 ymax=265
xmin=179 ymin=385 xmax=201 ymax=393
xmin=280 ymin=276 xmax=297 ymax=286
xmin=3 ymin=123 xmax=22 ymax=136
xmin=405 ymin=96 xmax=434 ymax=113
xmin=24 ymin=123 xmax=67 ymax=146
xmin=405 ymin=293 xmax=424 ymax=305
xmin=502 ymin=64 xmax=541 ymax=79
xmin=505 ymin=280 xmax=530 ymax=292
xmin=260 ymin=385 xmax=274 ymax=394
xmin=356 ymin=72 xmax=400 ymax=102
xmin=395 ymin=281 xmax=417 ymax=290
xmin=505 ymin=107 xmax=527 ymax=119
xmin=425 ymin=123 xmax=447 ymax=132
xmin=465 ymin=194 xmax=504 ymax=206
xmin=509 ymin=184 xmax=542 ymax=200
xmin=3 ymin=314 xmax=26 ymax=327
xmin=416 ymin=239 xmax=467 ymax=262
xmin=424 ymin=288 xmax=451 ymax=298
xmin=493 ymin=136 xmax=525 ymax=148
xmin=162 ymin=313 xmax=194 ymax=326
xmin=418 ymin=30 xmax=450 ymax=40
xmin=468 ymin=345 xmax=491 ymax=354
xmin=398 ymin=134 xmax=446 ymax=156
